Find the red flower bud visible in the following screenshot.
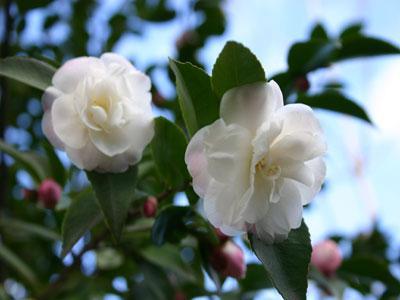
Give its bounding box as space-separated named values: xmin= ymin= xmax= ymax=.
xmin=294 ymin=76 xmax=310 ymax=92
xmin=210 ymin=241 xmax=246 ymax=279
xmin=38 ymin=179 xmax=62 ymax=209
xmin=142 ymin=196 xmax=158 ymax=218
xmin=311 ymin=240 xmax=342 ymax=277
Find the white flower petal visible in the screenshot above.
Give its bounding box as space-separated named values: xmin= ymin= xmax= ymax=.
xmin=100 ymin=52 xmax=135 ymax=70
xmin=300 ymin=157 xmax=326 ymax=205
xmin=52 ymin=95 xmax=88 ymax=149
xmin=204 ymin=179 xmax=247 ymax=232
xmin=220 ymin=81 xmax=283 ymax=133
xmin=203 ymin=120 xmax=252 ymax=184
xmin=280 ymin=160 xmax=314 ymax=187
xmin=185 ymin=126 xmax=212 ymax=198
xmin=271 ymin=131 xmax=326 ymax=162
xmin=41 ymin=111 xmax=65 ymax=149
xmin=53 ymin=57 xmax=104 ymax=93
xmin=255 ymin=180 xmax=303 ymax=242
xmin=42 ymin=86 xmax=62 ymax=111
xmin=274 ymin=103 xmax=325 ymax=137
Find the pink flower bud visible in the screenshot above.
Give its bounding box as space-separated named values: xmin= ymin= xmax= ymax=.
xmin=38 ymin=179 xmax=62 ymax=209
xmin=311 ymin=240 xmax=342 ymax=277
xmin=215 ymin=228 xmax=229 ymax=243
xmin=142 ymin=196 xmax=158 ymax=218
xmin=210 ymin=241 xmax=246 ymax=279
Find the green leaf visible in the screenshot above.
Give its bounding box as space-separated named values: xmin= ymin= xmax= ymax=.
xmin=151 ymin=117 xmax=189 ymax=188
xmin=61 ymin=190 xmax=103 ymax=257
xmin=339 ymin=23 xmax=363 ymax=39
xmin=42 ymin=141 xmax=67 ymax=186
xmin=169 ymin=59 xmax=219 ymax=136
xmin=288 ymin=40 xmax=337 ymax=74
xmin=339 ymin=255 xmax=400 ymax=290
xmin=336 ymin=36 xmax=400 ymax=61
xmin=152 ymin=205 xmax=218 ymax=246
xmin=0 ymin=139 xmax=46 ymax=183
xmin=310 ymin=23 xmax=329 ymax=40
xmin=0 ymin=244 xmax=39 ymax=289
xmin=0 ymin=56 xmax=56 ymax=90
xmin=140 ymin=244 xmax=197 ymax=283
xmin=211 ymin=41 xmax=266 ymax=98
xmin=239 ymin=263 xmax=272 ymax=292
xmin=86 ymin=166 xmax=138 ymax=242
xmin=0 ymin=218 xmax=60 ymax=241
xmin=296 ymin=90 xmax=372 ymax=123
xmin=249 ymin=220 xmax=312 ymax=300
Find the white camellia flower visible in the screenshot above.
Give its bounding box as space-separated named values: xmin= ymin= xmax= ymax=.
xmin=42 ymin=53 xmax=154 ymax=173
xmin=185 ymin=81 xmax=326 ymax=242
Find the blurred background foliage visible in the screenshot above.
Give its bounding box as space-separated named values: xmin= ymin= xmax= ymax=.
xmin=0 ymin=0 xmax=400 ymax=299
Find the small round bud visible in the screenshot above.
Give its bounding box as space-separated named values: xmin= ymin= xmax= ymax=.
xmin=142 ymin=196 xmax=158 ymax=218
xmin=22 ymin=188 xmax=38 ymax=202
xmin=294 ymin=76 xmax=310 ymax=92
xmin=210 ymin=241 xmax=246 ymax=279
xmin=311 ymin=240 xmax=342 ymax=277
xmin=38 ymin=179 xmax=62 ymax=209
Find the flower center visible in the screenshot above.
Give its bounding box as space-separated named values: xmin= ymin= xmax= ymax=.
xmin=256 ymin=158 xmax=281 ymax=180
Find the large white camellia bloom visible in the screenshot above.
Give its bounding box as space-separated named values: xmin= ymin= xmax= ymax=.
xmin=185 ymin=81 xmax=326 ymax=242
xmin=42 ymin=53 xmax=154 ymax=173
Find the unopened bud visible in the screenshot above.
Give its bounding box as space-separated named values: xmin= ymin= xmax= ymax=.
xmin=294 ymin=76 xmax=310 ymax=92
xmin=38 ymin=179 xmax=62 ymax=209
xmin=311 ymin=240 xmax=342 ymax=277
xmin=210 ymin=241 xmax=246 ymax=279
xmin=142 ymin=196 xmax=158 ymax=218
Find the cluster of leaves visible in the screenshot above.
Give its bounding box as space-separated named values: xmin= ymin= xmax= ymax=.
xmin=1 ymin=1 xmax=400 ymax=300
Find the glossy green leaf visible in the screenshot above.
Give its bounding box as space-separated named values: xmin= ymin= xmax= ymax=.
xmin=169 ymin=59 xmax=219 ymax=136
xmin=288 ymin=40 xmax=337 ymax=74
xmin=249 ymin=221 xmax=312 ymax=300
xmin=140 ymin=244 xmax=197 ymax=282
xmin=152 ymin=205 xmax=218 ymax=246
xmin=61 ymin=190 xmax=103 ymax=257
xmin=0 ymin=56 xmax=56 ymax=90
xmin=86 ymin=166 xmax=138 ymax=242
xmin=151 ymin=117 xmax=189 ymax=188
xmin=310 ymin=23 xmax=329 ymax=40
xmin=0 ymin=244 xmax=39 ymax=289
xmin=211 ymin=41 xmax=266 ymax=97
xmin=296 ymin=90 xmax=372 ymax=123
xmin=239 ymin=263 xmax=272 ymax=292
xmin=0 ymin=218 xmax=60 ymax=241
xmin=336 ymin=36 xmax=400 ymax=61
xmin=0 ymin=139 xmax=46 ymax=183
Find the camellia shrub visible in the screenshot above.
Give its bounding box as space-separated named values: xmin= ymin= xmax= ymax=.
xmin=1 ymin=1 xmax=400 ymax=299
